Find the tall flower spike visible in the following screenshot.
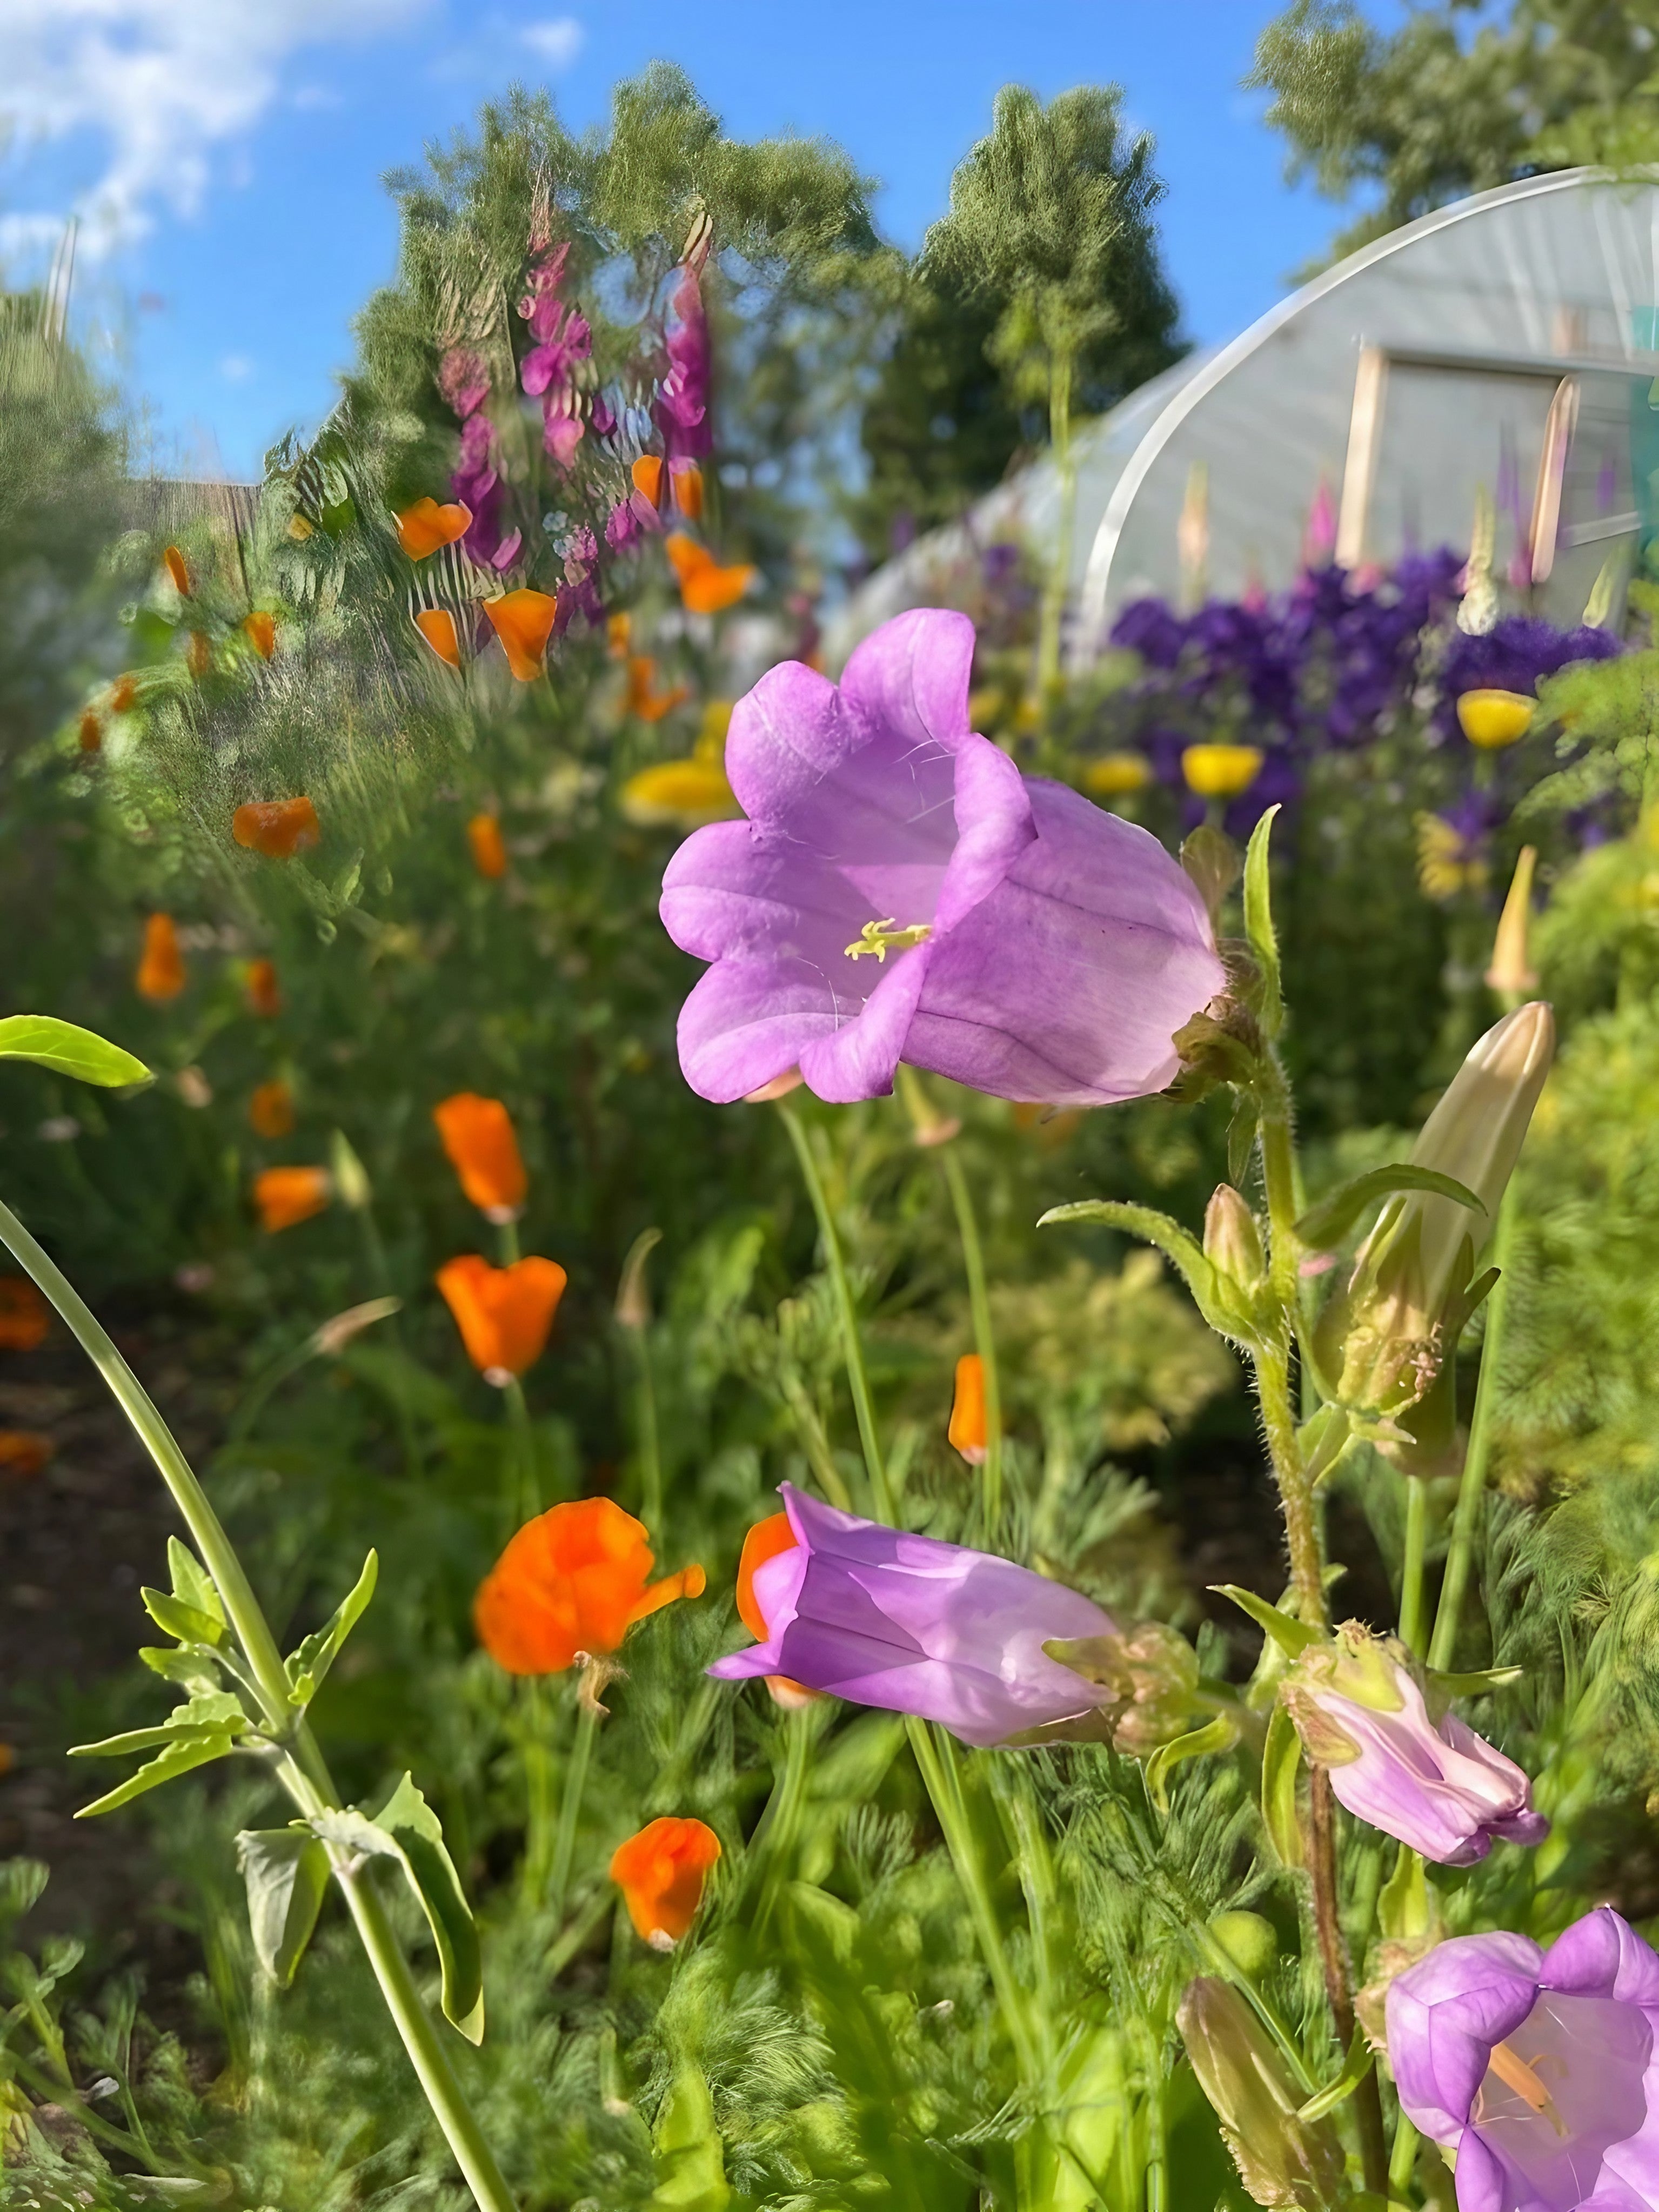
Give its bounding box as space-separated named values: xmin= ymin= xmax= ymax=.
xmin=710 ymin=1485 xmax=1119 ymax=1748
xmin=474 ymin=1496 xmax=705 ymax=1675
xmin=611 ymin=1818 xmax=721 ymax=1949
xmin=660 ymin=608 xmax=1226 ymax=1108
xmin=1388 ymin=1906 xmax=1659 ymax=2211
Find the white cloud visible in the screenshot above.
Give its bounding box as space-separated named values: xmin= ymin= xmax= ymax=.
xmin=219 ymin=351 xmax=254 ymax=381
xmin=0 ymin=0 xmax=426 ymax=265
xmin=520 ymin=17 xmax=581 ymax=69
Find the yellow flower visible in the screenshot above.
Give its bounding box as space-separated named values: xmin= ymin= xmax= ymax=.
xmin=1181 ymin=743 xmax=1263 ymax=800
xmin=621 ymin=758 xmax=738 ymax=829
xmin=1415 ymin=811 xmax=1488 ymax=902
xmin=1456 ymin=689 xmax=1534 ymax=749
xmin=1083 ymin=753 xmax=1153 ymax=797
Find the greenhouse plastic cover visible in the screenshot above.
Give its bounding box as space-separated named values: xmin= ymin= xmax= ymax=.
xmin=829 ymin=168 xmax=1659 ymax=664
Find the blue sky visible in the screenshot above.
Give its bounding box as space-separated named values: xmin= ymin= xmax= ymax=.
xmin=1 ymin=2 xmax=1381 ymax=479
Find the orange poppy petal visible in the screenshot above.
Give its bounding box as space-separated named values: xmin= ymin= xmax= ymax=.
xmin=253 ymin=1167 xmax=331 ymax=1233
xmin=948 ymin=1352 xmax=988 ymax=1466
xmin=735 ymin=1513 xmax=799 ymax=1641
xmin=610 ymin=1815 xmax=721 ymax=1943
xmin=396 ymin=497 xmax=473 ymax=560
xmin=466 ymin=813 xmax=507 ymax=878
xmin=0 ymin=1279 xmax=51 ymax=1352
xmin=631 ymin=455 xmax=665 ymax=510
xmin=482 ymin=589 xmax=558 ymax=681
xmin=136 ymin=913 xmax=186 ymax=1002
xmin=626 ymin=1563 xmax=706 ymax=1630
xmin=163 ymin=545 xmax=191 ymax=595
xmin=436 ymin=1253 xmax=566 ymax=1377
xmin=245 ymin=957 xmax=282 ymax=1017
xmin=670 ymin=463 xmax=704 ymax=521
xmin=233 ymin=798 xmax=320 ymax=860
xmin=414 ymin=607 xmax=463 ymax=668
xmin=432 ymin=1092 xmax=526 ymax=1214
xmin=0 ymin=1431 xmax=53 ymax=1478
xmin=249 ymin=1081 xmax=296 ymax=1139
xmin=244 ymin=611 xmax=277 ymax=660
xmin=475 ymin=1495 xmax=659 ymax=1672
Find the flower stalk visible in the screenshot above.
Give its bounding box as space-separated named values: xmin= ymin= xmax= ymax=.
xmin=0 ymin=1194 xmax=517 ymax=2212
xmin=1428 ymin=1181 xmax=1519 ymax=1671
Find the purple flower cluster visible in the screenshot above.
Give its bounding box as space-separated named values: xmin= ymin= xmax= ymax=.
xmin=435 ymin=344 xmax=520 ymax=573
xmin=517 ymin=242 xmax=593 ymax=471
xmin=654 ymin=257 xmax=712 ymax=468
xmin=1433 ymin=613 xmax=1621 ymax=740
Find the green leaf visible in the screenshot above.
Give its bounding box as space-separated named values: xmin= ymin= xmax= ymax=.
xmin=1377 ymin=1846 xmax=1433 ymax=1943
xmin=140 ymin=1587 xmax=226 ymax=1648
xmin=1427 ymin=1665 xmax=1523 ymax=1699
xmin=70 ymin=1691 xmax=245 ymax=1759
xmin=1261 ymin=1700 xmax=1303 ymax=1868
xmin=1212 ymin=1584 xmax=1322 ymax=1659
xmin=138 ymin=1645 xmax=223 ymax=1692
xmin=166 ymin=1538 xmax=225 ymax=1627
xmin=1297 ymin=2023 xmax=1375 ymax=2123
xmin=1144 ymin=1714 xmax=1240 ymax=1815
xmin=1226 ymin=1095 xmax=1260 ymax=1189
xmin=236 ymin=1828 xmax=331 ymax=1987
xmin=312 ymin=1775 xmax=483 ymax=2043
xmin=73 ymin=1731 xmax=236 ymax=1818
xmin=285 ymin=1550 xmax=378 ymax=1708
xmin=1242 ymin=803 xmax=1282 ymax=1039
xmin=0 ymin=1015 xmax=150 ymax=1089
xmin=1294 ymin=1166 xmax=1485 ymax=1254
xmin=1039 ymin=1198 xmax=1261 ymax=1346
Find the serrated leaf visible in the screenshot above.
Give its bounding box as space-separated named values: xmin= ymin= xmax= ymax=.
xmin=166 ymin=1538 xmax=224 ymax=1626
xmin=1262 ymin=1699 xmax=1304 ymax=1867
xmin=1212 ymin=1584 xmax=1322 ymax=1658
xmin=0 ymin=1016 xmax=150 ymax=1089
xmin=1040 ymin=1198 xmax=1260 ymax=1345
xmin=312 ymin=1775 xmax=483 ymax=2043
xmin=141 ymin=1587 xmax=226 ymax=1647
xmin=138 ymin=1646 xmax=223 ymax=1691
xmin=285 ymin=1550 xmax=378 ymax=1708
xmin=70 ymin=1691 xmax=245 ymax=1759
xmin=236 ymin=1827 xmax=330 ymax=1987
xmin=1242 ymin=804 xmax=1282 ymax=1039
xmin=73 ymin=1731 xmax=235 ymax=1818
xmin=1294 ymin=1166 xmax=1485 ymax=1254
xmin=1297 ymin=2023 xmax=1374 ymax=2122
xmin=1144 ymin=1714 xmax=1239 ymax=1815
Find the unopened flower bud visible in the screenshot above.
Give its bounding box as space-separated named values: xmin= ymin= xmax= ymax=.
xmin=1203 ymin=1184 xmax=1265 ymax=1291
xmin=1177 ymin=1976 xmax=1344 ymax=2211
xmin=1281 ymin=1623 xmax=1546 ymax=1867
xmin=1484 ymin=845 xmax=1538 ymax=999
xmin=1045 ymin=1620 xmax=1202 ymax=1757
xmin=329 ymin=1128 xmax=373 ymax=1211
xmin=1317 ymin=1002 xmax=1553 ymax=1428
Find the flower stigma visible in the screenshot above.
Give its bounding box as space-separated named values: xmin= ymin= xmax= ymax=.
xmin=844 ymin=918 xmax=934 ymax=964
xmin=1481 ymin=2040 xmax=1568 ymax=2140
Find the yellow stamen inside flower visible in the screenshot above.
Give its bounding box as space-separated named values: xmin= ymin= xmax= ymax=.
xmin=844 ymin=919 xmax=933 ymax=964
xmin=1485 ymin=2040 xmax=1568 ymax=2139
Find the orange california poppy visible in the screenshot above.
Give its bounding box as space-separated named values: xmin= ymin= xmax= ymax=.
xmin=467 ymin=813 xmax=508 ymax=879
xmin=245 ymin=957 xmax=282 ymax=1018
xmin=163 ymin=545 xmax=191 ymax=595
xmin=136 ymin=913 xmax=186 ymax=1002
xmin=244 ymin=611 xmax=277 ymax=660
xmin=665 ymin=533 xmax=754 ymax=616
xmin=249 ymin=1080 xmax=296 ymax=1139
xmin=414 ymin=607 xmax=463 ymax=669
xmin=631 ymin=455 xmax=665 ymax=510
xmin=735 ymin=1513 xmax=820 ymax=1706
xmin=432 ymin=1092 xmax=526 ymax=1217
xmin=482 ymin=589 xmax=558 ymax=681
xmin=0 ymin=1431 xmax=53 ymax=1479
xmin=109 ymin=673 xmax=137 ymax=714
xmin=473 ymin=1494 xmax=705 ymax=1674
xmin=396 ymin=497 xmax=473 ymax=560
xmin=948 ymin=1352 xmax=988 ymax=1466
xmin=610 ymin=1816 xmax=722 ymax=1947
xmin=78 ymin=708 xmax=102 ymax=752
xmin=670 ymin=463 xmax=704 ymax=521
xmin=625 ymin=656 xmax=690 ymax=724
xmin=186 ymin=630 xmax=212 ymax=680
xmin=0 ymin=1278 xmax=50 ymax=1352
xmin=606 ymin=611 xmax=631 ymax=659
xmin=233 ymin=797 xmax=321 ymax=859
xmin=253 ymin=1166 xmax=331 ymax=1234
xmin=436 ymin=1254 xmax=566 ymax=1380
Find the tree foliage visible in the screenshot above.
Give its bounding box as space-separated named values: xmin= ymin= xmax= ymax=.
xmin=1250 ymin=0 xmax=1659 ymax=260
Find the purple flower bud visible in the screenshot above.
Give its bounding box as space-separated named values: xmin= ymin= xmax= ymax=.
xmin=659 ymin=609 xmax=1226 ymax=1108
xmin=654 ymin=262 xmax=712 ymax=462
xmin=1283 ymin=1625 xmax=1547 ymax=1867
xmin=708 ymin=1485 xmax=1119 ymax=1747
xmin=1388 ymin=1906 xmax=1659 ymax=2211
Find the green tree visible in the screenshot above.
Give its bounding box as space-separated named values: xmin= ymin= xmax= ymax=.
xmin=917 ymin=84 xmax=1184 ymax=698
xmin=1251 ymin=0 xmax=1659 ymax=262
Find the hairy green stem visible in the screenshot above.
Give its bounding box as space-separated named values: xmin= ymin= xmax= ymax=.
xmin=941 ymin=1144 xmax=1004 ymax=1533
xmin=547 ymin=1698 xmax=598 ymax=1931
xmin=0 ymin=1195 xmax=517 ymax=2212
xmin=1428 ymin=1183 xmax=1519 ymax=1672
xmin=750 ymin=1706 xmax=815 ymax=1937
xmin=1399 ymin=1477 xmax=1429 ymax=1658
xmin=520 ymin=1676 xmax=556 ymax=1904
xmin=777 ymin=1101 xmax=894 ymax=1520
xmin=1389 ymin=2113 xmax=1419 ymax=2197
xmin=503 ymin=1376 xmax=539 ymax=1527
